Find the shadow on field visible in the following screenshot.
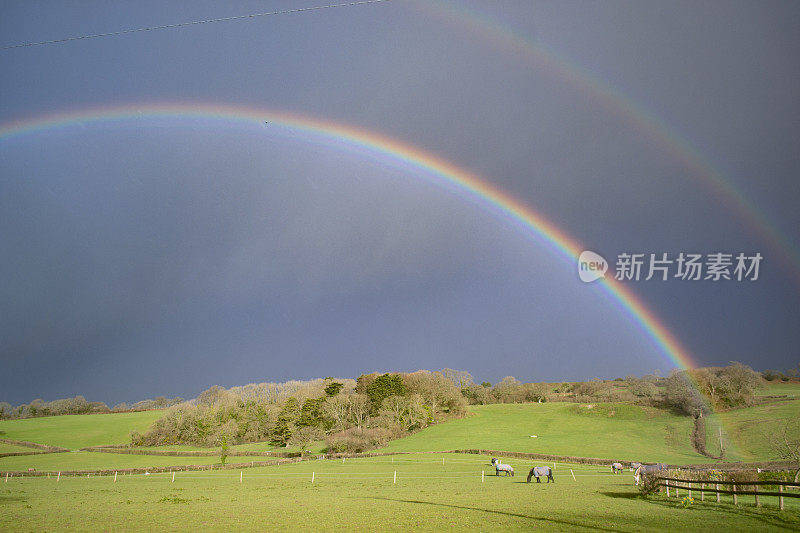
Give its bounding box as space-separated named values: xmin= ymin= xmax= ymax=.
xmin=0 ymin=496 xmax=27 ymax=503
xmin=600 ymin=491 xmax=638 ymax=500
xmin=358 ymin=496 xmax=625 ymax=532
xmin=602 ymin=492 xmax=800 ymax=530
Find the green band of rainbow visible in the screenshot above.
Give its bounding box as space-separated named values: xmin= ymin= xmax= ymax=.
xmin=0 ymin=102 xmax=698 ymax=374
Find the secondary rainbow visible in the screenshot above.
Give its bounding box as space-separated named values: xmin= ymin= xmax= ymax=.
xmin=421 ymin=0 xmax=800 ymax=284
xmin=0 ymin=102 xmax=698 ymax=372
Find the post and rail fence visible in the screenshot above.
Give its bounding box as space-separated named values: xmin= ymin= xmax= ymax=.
xmin=656 ymin=476 xmax=800 ymax=511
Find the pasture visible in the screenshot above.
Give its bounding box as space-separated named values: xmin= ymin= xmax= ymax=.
xmin=705 ymin=399 xmax=800 ymax=462
xmin=2 ymin=398 xmax=799 ymax=531
xmin=0 ymin=411 xmax=163 ymax=450
xmin=2 ymin=453 xmax=798 ymax=532
xmin=382 ymin=403 xmax=703 ymax=464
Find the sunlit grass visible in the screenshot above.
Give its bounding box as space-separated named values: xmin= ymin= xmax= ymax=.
xmin=0 ymin=411 xmax=164 ymax=450
xmin=1 ymin=453 xmax=797 ymax=532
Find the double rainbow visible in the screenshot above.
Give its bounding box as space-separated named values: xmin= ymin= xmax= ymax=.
xmin=0 ymin=102 xmax=698 ymax=374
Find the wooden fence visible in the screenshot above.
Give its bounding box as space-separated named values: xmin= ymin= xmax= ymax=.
xmin=656 ymin=476 xmax=800 ymax=511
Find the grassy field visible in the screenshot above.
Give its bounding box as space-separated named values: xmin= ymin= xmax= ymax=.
xmin=0 ymin=411 xmax=163 ymax=450
xmin=1 ymin=453 xmax=797 ymax=532
xmin=1 ymin=400 xmax=799 ymax=531
xmin=757 ymin=382 xmax=800 ymax=398
xmin=380 ymin=403 xmax=704 ymax=464
xmin=705 ymin=399 xmax=800 ymax=462
xmin=0 ymin=452 xmax=278 ymax=472
xmin=0 ymin=443 xmax=41 ymax=454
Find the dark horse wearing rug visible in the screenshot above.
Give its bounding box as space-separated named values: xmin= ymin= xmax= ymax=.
xmin=527 ymin=466 xmax=554 ymax=483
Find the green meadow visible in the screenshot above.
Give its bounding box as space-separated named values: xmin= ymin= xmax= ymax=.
xmin=0 ymin=411 xmax=163 ymax=450
xmin=0 ymin=443 xmax=39 ymax=454
xmin=1 ymin=395 xmax=799 ymax=531
xmin=706 ymin=399 xmax=800 ymax=462
xmin=1 ymin=453 xmax=798 ymax=532
xmin=382 ymin=403 xmax=703 ymax=464
xmin=0 ymin=452 xmax=275 ymax=472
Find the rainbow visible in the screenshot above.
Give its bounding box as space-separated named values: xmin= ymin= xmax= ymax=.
xmin=420 ymin=0 xmax=800 ymax=284
xmin=0 ymin=102 xmax=699 ymax=374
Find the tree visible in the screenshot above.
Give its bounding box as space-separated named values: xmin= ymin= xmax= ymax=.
xmin=442 ymin=368 xmax=474 ymax=389
xmin=348 ymin=394 xmax=371 ymax=430
xmin=298 ymin=397 xmax=325 ymax=427
xmin=663 ymin=370 xmax=709 ymax=416
xmin=770 ymin=418 xmax=800 ymax=482
xmin=324 ymin=381 xmax=344 ymax=397
xmin=366 ymin=373 xmax=407 ymax=412
xmin=625 ymin=376 xmax=658 ymax=399
xmin=322 ymin=394 xmax=351 ymax=432
xmin=522 ymin=383 xmax=549 ymax=403
xmin=289 ymin=426 xmax=323 ymax=457
xmin=270 ymin=398 xmax=299 ymax=447
xmin=220 ymin=435 xmax=229 ymax=465
xmin=380 ymin=394 xmax=428 ymax=431
xmin=355 ymin=373 xmax=379 ymax=395
xmin=493 ymin=376 xmax=523 ymax=403
xmin=461 ymin=384 xmax=494 ymax=405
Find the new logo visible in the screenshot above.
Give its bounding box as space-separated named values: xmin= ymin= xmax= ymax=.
xmin=578 ymin=251 xmax=608 ymax=283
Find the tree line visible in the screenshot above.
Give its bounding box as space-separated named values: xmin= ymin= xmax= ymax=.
xmin=0 ymin=395 xmax=183 ymax=420
xmin=131 ymin=370 xmax=470 ymax=454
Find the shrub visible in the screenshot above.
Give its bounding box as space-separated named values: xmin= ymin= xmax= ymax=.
xmin=325 ymin=427 xmax=394 ymax=453
xmin=637 ymin=473 xmax=661 ymax=496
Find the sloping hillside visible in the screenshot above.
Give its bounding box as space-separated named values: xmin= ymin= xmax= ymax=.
xmin=381 ymin=402 xmax=705 ymax=464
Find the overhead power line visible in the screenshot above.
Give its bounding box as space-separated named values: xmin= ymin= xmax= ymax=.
xmin=2 ymin=0 xmax=391 ymax=51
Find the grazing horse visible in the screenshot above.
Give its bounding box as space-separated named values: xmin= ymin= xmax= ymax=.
xmin=630 ymin=462 xmax=642 ymax=472
xmin=611 ymin=462 xmax=624 ymax=474
xmin=495 ymin=463 xmax=514 ymax=477
xmin=633 ymin=463 xmax=667 ymax=485
xmin=527 ymin=466 xmax=554 ymax=483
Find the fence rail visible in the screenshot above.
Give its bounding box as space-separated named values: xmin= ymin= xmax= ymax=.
xmin=659 ymin=476 xmax=800 ymax=488
xmin=655 ymin=475 xmax=800 ymax=510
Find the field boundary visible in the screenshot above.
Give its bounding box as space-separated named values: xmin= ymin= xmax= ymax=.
xmin=79 ymin=446 xmax=301 ymax=457
xmin=655 ymin=475 xmax=800 ymax=511
xmin=0 ymin=457 xmax=300 ymax=477
xmin=0 ymin=438 xmax=70 ymax=454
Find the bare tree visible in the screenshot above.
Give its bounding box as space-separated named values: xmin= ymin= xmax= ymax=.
xmin=771 ymin=418 xmax=800 ymax=482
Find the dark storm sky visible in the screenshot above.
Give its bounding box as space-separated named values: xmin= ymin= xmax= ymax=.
xmin=1 ymin=0 xmax=798 ymax=405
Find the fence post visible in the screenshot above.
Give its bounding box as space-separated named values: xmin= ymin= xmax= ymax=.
xmin=393 ymin=471 xmax=396 ymax=484
xmin=779 ymin=485 xmax=784 ymax=511
xmin=666 ymin=479 xmax=670 ymax=497
xmin=312 ymin=472 xmax=315 ymax=483
xmin=482 ymin=470 xmax=484 ymax=483
xmin=700 ymin=482 xmax=704 ymax=501
xmin=570 ymin=469 xmax=576 ymax=482
xmin=755 ymin=484 xmax=759 ymax=507
xmin=732 ymin=484 xmax=737 ymax=506
xmin=716 ymin=483 xmax=720 ymax=503
xmin=114 ymin=472 xmax=117 ymax=483
xmin=688 ymin=481 xmax=692 ymax=499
